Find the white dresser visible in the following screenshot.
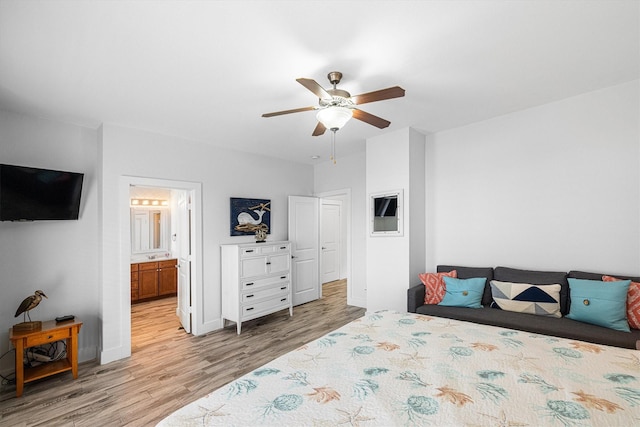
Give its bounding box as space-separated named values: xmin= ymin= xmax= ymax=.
xmin=221 ymin=241 xmax=292 ymax=334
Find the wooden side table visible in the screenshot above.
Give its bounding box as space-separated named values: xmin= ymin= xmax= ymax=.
xmin=9 ymin=319 xmax=82 ymax=397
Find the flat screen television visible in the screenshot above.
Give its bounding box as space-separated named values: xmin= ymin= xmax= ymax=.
xmin=374 ymin=196 xmax=397 ymax=217
xmin=0 ymin=164 xmax=84 ymax=221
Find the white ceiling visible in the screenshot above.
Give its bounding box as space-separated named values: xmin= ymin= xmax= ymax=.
xmin=0 ymin=1 xmax=638 ymax=165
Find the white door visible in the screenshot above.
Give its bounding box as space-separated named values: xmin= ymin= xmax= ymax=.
xmin=321 ymin=200 xmax=341 ymax=284
xmin=177 ymin=191 xmax=191 ymax=333
xmin=288 ymin=196 xmax=320 ymax=306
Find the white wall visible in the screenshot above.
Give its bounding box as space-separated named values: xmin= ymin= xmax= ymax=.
xmin=408 ymin=129 xmax=426 ymax=287
xmin=99 ymin=124 xmax=314 ymax=363
xmin=366 ymin=128 xmax=426 ymax=313
xmin=314 ymin=151 xmax=367 ymax=307
xmin=427 ymin=80 xmax=640 ymax=275
xmin=0 ymin=110 xmax=99 ymax=374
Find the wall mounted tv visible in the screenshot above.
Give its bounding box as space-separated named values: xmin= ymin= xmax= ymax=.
xmin=374 ymin=196 xmax=398 ymax=217
xmin=0 ymin=164 xmax=84 ymax=221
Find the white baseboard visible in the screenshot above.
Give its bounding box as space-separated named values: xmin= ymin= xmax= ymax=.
xmin=100 ymin=345 xmax=131 ymax=365
xmin=347 ymin=296 xmax=366 ymax=308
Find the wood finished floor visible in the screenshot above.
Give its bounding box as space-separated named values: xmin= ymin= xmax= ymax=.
xmin=0 ymin=280 xmax=364 ymax=426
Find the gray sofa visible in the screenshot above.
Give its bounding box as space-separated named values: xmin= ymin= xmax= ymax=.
xmin=407 ymin=265 xmax=640 ymax=349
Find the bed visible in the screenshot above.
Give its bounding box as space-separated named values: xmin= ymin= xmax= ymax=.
xmin=158 ymin=310 xmax=640 ymax=426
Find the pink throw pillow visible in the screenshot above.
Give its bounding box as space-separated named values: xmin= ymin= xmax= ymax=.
xmin=419 ymin=270 xmax=457 ymax=304
xmin=603 ymin=275 xmax=640 ymax=329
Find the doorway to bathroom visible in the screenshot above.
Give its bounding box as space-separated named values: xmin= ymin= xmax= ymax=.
xmin=126 ymin=180 xmax=198 ymax=352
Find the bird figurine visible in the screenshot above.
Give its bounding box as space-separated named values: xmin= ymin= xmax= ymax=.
xmin=15 ymin=290 xmax=47 ymax=323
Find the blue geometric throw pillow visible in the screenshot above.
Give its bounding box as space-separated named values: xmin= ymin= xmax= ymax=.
xmin=490 ymin=281 xmax=562 ymax=318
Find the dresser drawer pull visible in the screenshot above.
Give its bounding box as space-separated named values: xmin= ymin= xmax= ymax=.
xmin=266 ymin=262 xmax=271 ymax=265
xmin=280 ymin=286 xmax=287 ymax=290
xmin=280 ymin=246 xmax=287 ymax=249
xmin=246 ymin=282 xmax=254 ymax=286
xmin=246 ymin=294 xmax=254 ymax=298
xmin=281 ymin=298 xmax=287 ymax=302
xmin=246 ymin=249 xmax=254 ymax=253
xmin=281 ymin=276 xmax=286 ymax=279
xmin=246 ymin=307 xmax=254 ymax=311
xmin=48 ymin=335 xmax=54 ymax=339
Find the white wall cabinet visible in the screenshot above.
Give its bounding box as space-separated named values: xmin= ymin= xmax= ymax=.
xmin=221 ymin=241 xmax=292 ymax=334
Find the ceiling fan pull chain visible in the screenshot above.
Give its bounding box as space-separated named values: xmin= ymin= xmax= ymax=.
xmin=331 ymin=130 xmax=337 ymax=164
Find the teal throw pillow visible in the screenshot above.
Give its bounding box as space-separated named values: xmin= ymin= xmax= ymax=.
xmin=439 ymin=277 xmax=486 ymax=308
xmin=566 ymin=278 xmax=630 ymax=332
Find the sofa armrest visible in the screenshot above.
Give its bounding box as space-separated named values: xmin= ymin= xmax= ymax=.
xmin=407 ymin=284 xmax=425 ymax=313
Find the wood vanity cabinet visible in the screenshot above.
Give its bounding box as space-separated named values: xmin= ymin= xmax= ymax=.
xmin=131 ymin=259 xmax=177 ymax=302
xmin=158 ymin=259 xmax=178 ymax=296
xmin=138 ymin=262 xmax=159 ymax=300
xmin=131 ymin=267 xmax=139 ymax=301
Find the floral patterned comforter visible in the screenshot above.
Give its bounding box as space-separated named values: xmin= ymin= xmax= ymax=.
xmin=158 ymin=310 xmax=640 ymax=426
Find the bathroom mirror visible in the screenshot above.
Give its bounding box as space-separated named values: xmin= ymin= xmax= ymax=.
xmin=131 ymin=208 xmax=170 ymax=253
xmin=370 ymin=190 xmax=403 ymax=236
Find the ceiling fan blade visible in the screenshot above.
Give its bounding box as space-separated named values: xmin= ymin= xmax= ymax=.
xmin=351 ymin=86 xmax=405 ymax=105
xmin=262 ymin=106 xmax=316 ymax=118
xmin=352 ymin=109 xmax=391 ymax=129
xmin=312 ymin=122 xmax=326 ymax=136
xmin=296 ymin=78 xmax=332 ymax=100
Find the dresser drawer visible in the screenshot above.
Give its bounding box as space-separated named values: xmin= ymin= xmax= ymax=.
xmin=241 ymin=295 xmax=290 ymax=320
xmin=242 ymin=282 xmax=289 ymax=303
xmin=26 ymin=328 xmax=71 ymax=347
xmin=242 ymin=274 xmax=289 ymax=291
xmin=258 ymin=243 xmax=290 ymax=255
xmin=240 ymin=246 xmax=260 ymax=257
xmin=241 ymin=243 xmax=290 ymax=258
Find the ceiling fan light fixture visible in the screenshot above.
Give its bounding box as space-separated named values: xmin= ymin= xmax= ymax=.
xmin=316 ymin=106 xmax=353 ymax=131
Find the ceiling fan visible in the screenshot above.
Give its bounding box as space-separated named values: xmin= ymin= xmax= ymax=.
xmin=262 ymin=71 xmax=405 ymax=136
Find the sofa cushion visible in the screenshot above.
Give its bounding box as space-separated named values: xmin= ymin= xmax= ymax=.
xmin=437 ymin=265 xmax=494 ymax=306
xmin=603 ymin=275 xmax=640 ymax=329
xmin=566 ymin=278 xmax=630 ymax=332
xmin=419 ymin=270 xmax=457 ymax=304
xmin=569 ymin=270 xmax=640 ymax=283
xmin=490 ymin=280 xmax=561 ymax=318
xmin=439 ymin=277 xmax=485 ymax=308
xmin=414 ymin=304 xmax=640 ymax=349
xmin=494 ymin=266 xmax=569 ymax=315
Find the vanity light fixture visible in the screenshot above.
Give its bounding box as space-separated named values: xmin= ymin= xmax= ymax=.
xmin=130 ymin=198 xmax=169 ymax=207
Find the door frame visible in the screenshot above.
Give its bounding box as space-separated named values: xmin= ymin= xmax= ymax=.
xmin=120 ymin=176 xmax=202 ymax=356
xmin=316 ymin=188 xmax=351 ymax=303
